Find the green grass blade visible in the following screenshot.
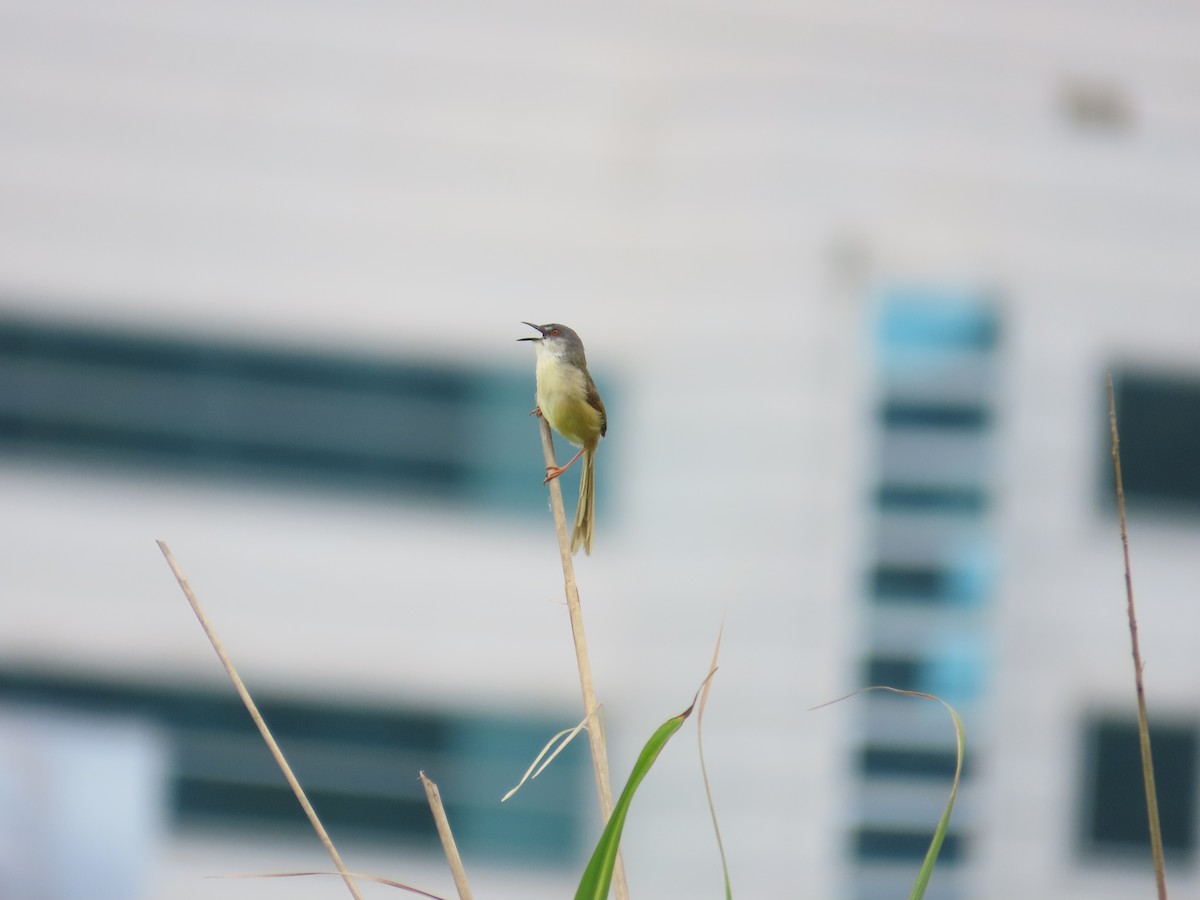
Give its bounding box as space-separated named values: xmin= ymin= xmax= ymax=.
xmin=573 ymin=705 xmax=693 ymax=900
xmin=902 ymin=691 xmax=964 ymax=900
xmin=812 ymin=686 xmax=965 ymax=900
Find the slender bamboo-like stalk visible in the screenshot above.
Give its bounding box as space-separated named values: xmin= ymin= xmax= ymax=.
xmin=535 ymin=418 xmax=629 ymax=900
xmin=156 ymin=540 xmax=364 ymax=900
xmin=1107 ymin=376 xmax=1168 ymax=900
xmin=419 ymin=771 xmax=473 ymax=900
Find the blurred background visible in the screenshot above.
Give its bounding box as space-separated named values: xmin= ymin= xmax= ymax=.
xmin=2 ymin=1 xmax=1199 ymax=898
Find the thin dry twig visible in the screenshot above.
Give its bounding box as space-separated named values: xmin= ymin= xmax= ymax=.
xmin=218 ymin=871 xmax=446 ymax=898
xmin=156 ymin=540 xmax=364 ymax=900
xmin=503 ymin=716 xmax=589 ymax=802
xmin=535 ymin=418 xmax=629 ymax=900
xmin=1107 ymin=375 xmax=1169 ymax=900
xmin=419 ymin=771 xmax=474 ymax=900
xmin=697 ymin=623 xmax=731 ymax=898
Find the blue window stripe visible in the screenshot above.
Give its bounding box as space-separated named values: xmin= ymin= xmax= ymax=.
xmin=0 ymin=667 xmax=585 ymax=862
xmin=876 ymin=484 xmax=988 ymax=513
xmin=863 ymin=655 xmax=921 ymax=689
xmin=858 ymin=746 xmax=964 ymax=779
xmin=922 ymin=636 xmax=988 ymax=705
xmin=877 ymin=292 xmax=999 ymax=351
xmin=1108 ymin=371 xmax=1200 ymax=513
xmin=881 ymin=402 xmax=991 ymax=430
xmin=0 ymin=311 xmax=604 ymax=514
xmin=854 ymin=828 xmax=964 ymax=862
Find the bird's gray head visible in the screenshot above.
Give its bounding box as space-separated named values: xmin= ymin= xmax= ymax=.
xmin=518 ymin=322 xmax=588 ymax=365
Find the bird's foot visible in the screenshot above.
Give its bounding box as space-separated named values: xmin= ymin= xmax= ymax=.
xmin=543 ymin=465 xmax=568 ymax=484
xmin=529 ymin=406 xmax=543 ymax=417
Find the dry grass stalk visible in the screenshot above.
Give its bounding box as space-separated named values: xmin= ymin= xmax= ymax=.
xmin=1107 ymin=375 xmax=1168 ymax=900
xmin=156 ymin=540 xmax=364 ymax=900
xmin=419 ymin=771 xmax=474 ymax=900
xmin=535 ymin=418 xmax=629 ymax=900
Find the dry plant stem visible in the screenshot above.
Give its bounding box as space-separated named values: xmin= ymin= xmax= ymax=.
xmin=697 ymin=626 xmax=731 ymax=897
xmin=419 ymin=771 xmax=474 ymax=900
xmin=536 ymin=418 xmax=629 ymax=900
xmin=1107 ymin=376 xmax=1169 ymax=900
xmin=156 ymin=540 xmax=364 ymax=900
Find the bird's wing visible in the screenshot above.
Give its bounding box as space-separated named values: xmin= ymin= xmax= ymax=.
xmin=586 ymin=377 xmax=607 ymax=438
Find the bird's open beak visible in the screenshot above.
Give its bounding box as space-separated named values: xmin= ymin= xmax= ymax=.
xmin=517 ymin=321 xmax=545 ymax=342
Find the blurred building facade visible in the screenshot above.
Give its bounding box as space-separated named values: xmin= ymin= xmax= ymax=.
xmin=1 ymin=1 xmax=1200 ymax=898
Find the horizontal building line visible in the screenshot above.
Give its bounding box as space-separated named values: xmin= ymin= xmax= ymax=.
xmin=859 ymin=745 xmax=967 ymax=780
xmin=876 ymin=484 xmax=988 ymax=513
xmin=852 ymin=826 xmax=965 ymax=863
xmin=880 ymin=402 xmax=992 ymax=430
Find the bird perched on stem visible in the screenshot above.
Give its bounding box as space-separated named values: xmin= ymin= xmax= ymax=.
xmin=518 ymin=322 xmax=607 ymax=555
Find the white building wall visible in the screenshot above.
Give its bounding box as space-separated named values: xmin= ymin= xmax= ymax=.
xmin=1 ymin=1 xmax=1198 ymax=898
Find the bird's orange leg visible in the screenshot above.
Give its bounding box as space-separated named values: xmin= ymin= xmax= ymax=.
xmin=544 ymin=445 xmax=587 ymax=484
xmin=529 ymin=407 xmax=542 ymax=417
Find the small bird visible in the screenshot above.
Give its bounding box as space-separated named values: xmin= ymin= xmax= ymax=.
xmin=518 ymin=322 xmax=607 ymax=555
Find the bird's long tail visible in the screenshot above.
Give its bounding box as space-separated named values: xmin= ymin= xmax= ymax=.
xmin=570 ymin=445 xmax=596 ymax=555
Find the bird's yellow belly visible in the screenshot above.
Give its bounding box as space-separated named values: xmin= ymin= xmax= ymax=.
xmin=536 ymin=358 xmax=600 ymax=447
